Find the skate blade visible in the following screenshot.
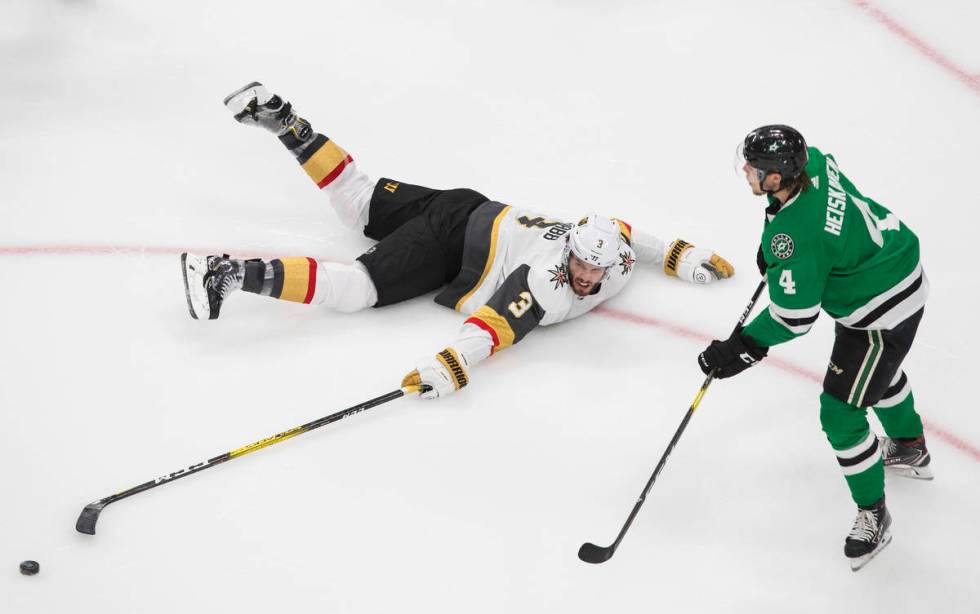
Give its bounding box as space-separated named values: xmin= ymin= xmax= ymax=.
xmin=886 ymin=464 xmax=934 ymax=480
xmin=180 ymin=253 xmax=209 ymax=320
xmin=223 ymin=81 xmax=267 ymax=111
xmin=849 ymin=531 xmax=892 ymax=572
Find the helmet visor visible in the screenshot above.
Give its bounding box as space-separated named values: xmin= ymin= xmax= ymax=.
xmin=734 ymin=142 xmax=764 ymax=185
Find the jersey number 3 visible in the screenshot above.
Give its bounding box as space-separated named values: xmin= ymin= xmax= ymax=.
xmin=508 ymin=291 xmax=534 ymax=317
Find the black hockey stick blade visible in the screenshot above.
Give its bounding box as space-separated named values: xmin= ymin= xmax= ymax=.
xmin=76 ymin=503 xmax=105 ymax=535
xmin=578 ymin=542 xmax=615 ymax=564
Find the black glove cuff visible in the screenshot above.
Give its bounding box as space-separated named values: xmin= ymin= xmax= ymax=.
xmin=738 ymin=332 xmax=768 ymax=360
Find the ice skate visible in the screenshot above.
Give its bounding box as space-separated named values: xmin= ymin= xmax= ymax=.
xmin=844 ymin=496 xmax=892 ymax=572
xmin=223 ymin=81 xmax=310 ymax=140
xmin=181 ymin=253 xmax=244 ymax=320
xmin=882 ymin=435 xmax=933 ymax=480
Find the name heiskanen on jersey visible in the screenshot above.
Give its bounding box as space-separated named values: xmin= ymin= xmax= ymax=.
xmin=743 ymin=147 xmax=928 ymax=348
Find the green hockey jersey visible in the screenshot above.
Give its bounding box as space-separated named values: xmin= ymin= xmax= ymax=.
xmin=742 ymin=147 xmax=928 ymax=348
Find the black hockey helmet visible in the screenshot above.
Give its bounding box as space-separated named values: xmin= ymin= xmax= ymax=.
xmin=741 ymin=125 xmax=808 ymax=184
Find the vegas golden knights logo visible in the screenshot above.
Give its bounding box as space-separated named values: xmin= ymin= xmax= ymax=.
xmin=619 ymin=251 xmax=635 ymax=275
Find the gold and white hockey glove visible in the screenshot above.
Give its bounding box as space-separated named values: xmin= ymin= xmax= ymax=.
xmin=401 ymin=348 xmax=470 ymax=400
xmin=663 ymin=239 xmax=734 ymax=284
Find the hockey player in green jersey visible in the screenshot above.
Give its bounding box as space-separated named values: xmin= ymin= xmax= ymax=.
xmin=697 ymin=125 xmax=931 ymax=571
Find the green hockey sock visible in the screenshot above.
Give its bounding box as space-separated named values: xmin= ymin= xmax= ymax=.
xmin=874 ymin=390 xmax=924 ymax=439
xmin=819 ymin=392 xmax=885 ymax=506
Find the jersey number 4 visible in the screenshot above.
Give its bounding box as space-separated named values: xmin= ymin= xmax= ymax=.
xmin=779 ymin=269 xmax=796 ymax=295
xmin=517 ymin=216 xmax=561 ymax=229
xmin=851 ymin=194 xmax=900 ymax=248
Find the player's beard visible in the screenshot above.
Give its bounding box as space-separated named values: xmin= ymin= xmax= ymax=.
xmin=570 ymin=273 xmax=595 ymax=296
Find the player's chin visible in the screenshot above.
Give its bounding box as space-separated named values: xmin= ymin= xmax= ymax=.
xmin=571 ymin=283 xmax=593 ymax=296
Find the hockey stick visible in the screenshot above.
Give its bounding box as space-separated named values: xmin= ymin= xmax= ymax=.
xmin=578 ymin=279 xmax=767 ymax=564
xmin=76 ymin=385 xmax=426 ymax=535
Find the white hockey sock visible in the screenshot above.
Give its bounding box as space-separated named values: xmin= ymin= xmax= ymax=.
xmin=320 ymin=160 xmax=374 ymax=232
xmin=310 ymin=261 xmax=378 ymax=312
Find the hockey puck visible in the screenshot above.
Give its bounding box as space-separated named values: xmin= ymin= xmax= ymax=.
xmin=19 ymin=560 xmax=39 ymax=576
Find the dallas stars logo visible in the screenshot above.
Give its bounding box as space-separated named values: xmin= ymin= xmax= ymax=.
xmin=618 ymin=251 xmax=635 ymax=275
xmin=768 ymin=142 xmax=780 ymax=152
xmin=549 ymin=263 xmax=568 ymax=289
xmin=771 ymin=233 xmax=794 ymax=260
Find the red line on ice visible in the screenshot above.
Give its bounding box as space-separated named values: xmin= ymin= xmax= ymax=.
xmin=595 ymin=305 xmax=980 ymax=463
xmin=0 ymin=244 xmax=344 ymax=263
xmin=849 ymin=0 xmax=980 ymax=97
xmin=2 ymin=243 xmax=978 ymax=463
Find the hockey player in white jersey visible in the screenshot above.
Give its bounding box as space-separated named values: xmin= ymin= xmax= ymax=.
xmin=182 ymin=82 xmax=735 ymax=398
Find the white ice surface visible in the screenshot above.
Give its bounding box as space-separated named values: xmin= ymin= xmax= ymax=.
xmin=1 ymin=1 xmax=978 ymax=613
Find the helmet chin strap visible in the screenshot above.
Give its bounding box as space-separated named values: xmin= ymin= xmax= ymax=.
xmin=750 ymin=166 xmax=778 ymax=196
xmin=760 ymin=169 xmax=779 ymax=195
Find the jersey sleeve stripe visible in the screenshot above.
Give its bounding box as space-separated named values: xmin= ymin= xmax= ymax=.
xmin=770 ymin=303 xmax=821 ymax=319
xmin=768 ymin=304 xmax=818 ymax=334
xmin=613 ymin=219 xmax=632 ymax=246
xmin=465 ymin=306 xmax=516 ymax=353
xmin=464 ymin=316 xmax=500 ymax=353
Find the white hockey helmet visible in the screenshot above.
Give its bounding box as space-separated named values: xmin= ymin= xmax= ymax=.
xmin=566 ymin=213 xmax=621 ymax=269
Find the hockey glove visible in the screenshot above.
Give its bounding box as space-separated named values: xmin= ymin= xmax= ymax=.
xmin=401 ymin=348 xmax=470 ymax=400
xmin=756 ymin=244 xmax=768 ymax=276
xmin=664 ymin=240 xmax=735 ymax=284
xmin=697 ymin=332 xmax=768 ymax=379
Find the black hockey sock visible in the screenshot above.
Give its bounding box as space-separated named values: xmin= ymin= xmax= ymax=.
xmin=277 ymin=112 xmax=319 ymax=159
xmin=242 ymin=259 xmax=268 ymax=294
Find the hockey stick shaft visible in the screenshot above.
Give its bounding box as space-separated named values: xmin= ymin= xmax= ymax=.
xmin=579 ymin=279 xmax=767 ymax=563
xmin=76 ymin=385 xmax=425 ymax=535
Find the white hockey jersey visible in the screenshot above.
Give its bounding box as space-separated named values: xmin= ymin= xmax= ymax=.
xmin=434 ymin=202 xmax=666 ymax=368
xmin=314 ymin=157 xmax=680 ymax=369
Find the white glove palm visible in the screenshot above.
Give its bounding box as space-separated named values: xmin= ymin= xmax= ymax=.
xmin=664 ymin=240 xmax=734 ymax=284
xmin=401 ymin=348 xmax=470 ymax=400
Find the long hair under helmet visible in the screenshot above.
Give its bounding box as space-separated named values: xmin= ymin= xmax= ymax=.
xmin=740 ymin=124 xmax=808 ymax=192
